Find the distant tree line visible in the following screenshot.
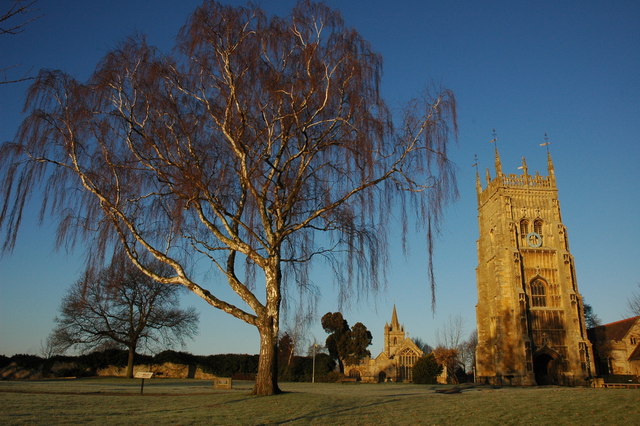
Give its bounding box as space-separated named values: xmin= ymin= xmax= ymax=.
xmin=0 ymin=349 xmax=336 ymax=382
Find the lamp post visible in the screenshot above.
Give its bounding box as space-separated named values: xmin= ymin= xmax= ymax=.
xmin=312 ymin=343 xmax=317 ymax=383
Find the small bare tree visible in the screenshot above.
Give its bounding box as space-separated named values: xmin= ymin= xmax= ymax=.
xmin=436 ymin=314 xmax=464 ymax=349
xmin=0 ymin=1 xmax=457 ymax=395
xmin=458 ymin=330 xmax=477 ymax=375
xmin=50 ymin=253 xmax=199 ymax=378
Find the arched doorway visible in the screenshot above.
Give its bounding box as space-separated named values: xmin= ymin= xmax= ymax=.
xmin=378 ymin=371 xmax=387 ymax=383
xmin=533 ymin=351 xmax=559 ymax=385
xmin=348 ymin=369 xmax=361 ymax=381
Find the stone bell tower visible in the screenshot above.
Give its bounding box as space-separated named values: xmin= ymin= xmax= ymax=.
xmin=474 ymin=147 xmax=593 ymax=385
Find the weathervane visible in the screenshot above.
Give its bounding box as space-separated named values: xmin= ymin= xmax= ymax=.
xmin=472 ymin=153 xmax=479 ymax=174
xmin=540 ymin=132 xmax=551 ymax=153
xmin=489 ymin=129 xmax=498 ymax=149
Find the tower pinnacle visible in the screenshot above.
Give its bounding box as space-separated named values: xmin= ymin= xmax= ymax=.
xmin=541 ymin=133 xmax=555 ymax=179
xmin=494 ymin=147 xmax=503 ymax=176
xmin=520 ymin=156 xmax=529 ymax=176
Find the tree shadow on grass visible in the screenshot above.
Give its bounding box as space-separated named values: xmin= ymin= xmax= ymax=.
xmin=271 ymin=398 xmax=401 ymax=424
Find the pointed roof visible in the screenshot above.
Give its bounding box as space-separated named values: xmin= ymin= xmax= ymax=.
xmin=391 ymin=304 xmax=400 ymax=329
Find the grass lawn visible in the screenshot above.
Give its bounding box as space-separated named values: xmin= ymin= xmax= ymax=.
xmin=1 ymin=378 xmax=638 ymax=424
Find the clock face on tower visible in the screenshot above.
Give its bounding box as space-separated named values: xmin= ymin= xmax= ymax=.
xmin=526 ymin=232 xmax=542 ymax=248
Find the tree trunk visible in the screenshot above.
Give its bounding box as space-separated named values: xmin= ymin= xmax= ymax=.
xmin=126 ymin=347 xmax=135 ymax=379
xmin=252 ymin=318 xmax=281 ymax=395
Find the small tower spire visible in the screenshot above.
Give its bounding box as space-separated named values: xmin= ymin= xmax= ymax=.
xmin=541 ymin=133 xmax=555 ymax=178
xmin=473 ymin=154 xmax=482 ymax=193
xmin=490 ymin=129 xmax=502 ymax=176
xmin=520 ymin=156 xmax=529 ymax=176
xmin=547 ymin=150 xmax=555 ymax=179
xmin=494 ymin=147 xmax=503 ymax=176
xmin=485 ymin=167 xmax=491 ymax=185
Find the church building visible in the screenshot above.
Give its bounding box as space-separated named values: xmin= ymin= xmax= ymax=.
xmin=344 ymin=306 xmax=423 ymax=382
xmin=474 ymin=147 xmax=594 ymax=385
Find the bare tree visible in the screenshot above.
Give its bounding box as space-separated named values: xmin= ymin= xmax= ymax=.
xmin=0 ymin=1 xmax=457 ymax=395
xmin=434 ymin=314 xmax=466 ymax=382
xmin=458 ymin=330 xmax=477 ymax=375
xmin=436 ymin=314 xmax=464 ymax=349
xmin=628 ymin=284 xmax=640 ymax=317
xmin=39 ymin=334 xmax=63 ymax=359
xmin=1 ymin=0 xmax=38 ymax=85
xmin=50 ymin=253 xmax=199 ymax=378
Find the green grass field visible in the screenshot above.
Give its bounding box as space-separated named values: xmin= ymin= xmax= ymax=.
xmin=1 ymin=378 xmax=638 ymax=424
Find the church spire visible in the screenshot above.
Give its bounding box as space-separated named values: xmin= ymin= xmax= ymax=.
xmin=391 ymin=304 xmax=400 ymax=329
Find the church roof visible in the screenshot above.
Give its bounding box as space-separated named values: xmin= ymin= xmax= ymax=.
xmin=588 ymin=316 xmax=639 ymax=342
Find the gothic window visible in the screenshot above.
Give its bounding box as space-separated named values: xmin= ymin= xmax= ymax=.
xmin=534 ymin=219 xmax=543 ymax=235
xmin=520 ymin=219 xmax=529 ymax=236
xmin=398 ymin=348 xmax=418 ymax=382
xmin=530 ymin=279 xmax=547 ymax=307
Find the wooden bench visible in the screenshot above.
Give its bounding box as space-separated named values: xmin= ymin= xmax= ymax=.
xmin=213 ymin=376 xmax=233 ymax=389
xmin=340 ymin=377 xmax=358 ymax=384
xmin=602 ymin=383 xmax=640 ymax=389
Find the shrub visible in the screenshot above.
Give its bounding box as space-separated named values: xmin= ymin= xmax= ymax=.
xmin=318 ymin=371 xmax=344 ymax=383
xmin=412 ymin=353 xmax=442 ymax=384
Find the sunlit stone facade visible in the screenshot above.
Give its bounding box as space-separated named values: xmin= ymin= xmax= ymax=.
xmin=474 ymin=149 xmax=593 ymax=385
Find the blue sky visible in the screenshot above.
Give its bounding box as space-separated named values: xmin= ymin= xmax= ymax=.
xmin=1 ymin=0 xmax=639 ymax=357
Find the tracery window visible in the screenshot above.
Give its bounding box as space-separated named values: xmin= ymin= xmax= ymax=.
xmin=520 ymin=219 xmax=529 ymax=236
xmin=530 ymin=279 xmax=547 ymax=307
xmin=398 ymin=348 xmax=419 ymax=382
xmin=534 ymin=219 xmax=543 ymax=235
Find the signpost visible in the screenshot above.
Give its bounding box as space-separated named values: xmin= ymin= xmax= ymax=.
xmin=134 ymin=371 xmax=154 ymax=394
